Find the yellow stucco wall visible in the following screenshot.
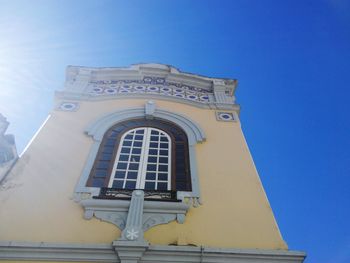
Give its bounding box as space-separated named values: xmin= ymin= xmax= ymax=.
xmin=0 ymin=98 xmax=287 ymax=249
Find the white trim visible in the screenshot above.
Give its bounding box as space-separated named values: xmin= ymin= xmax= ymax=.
xmin=0 ymin=241 xmax=306 ymax=263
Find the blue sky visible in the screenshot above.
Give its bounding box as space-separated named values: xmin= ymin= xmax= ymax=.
xmin=0 ymin=1 xmax=349 ymax=262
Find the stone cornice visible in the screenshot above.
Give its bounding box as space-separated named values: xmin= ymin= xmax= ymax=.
xmin=61 ymin=63 xmax=239 ymax=112
xmin=0 ymin=241 xmax=306 ymax=263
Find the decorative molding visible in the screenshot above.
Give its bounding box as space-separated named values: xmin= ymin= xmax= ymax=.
xmin=0 ymin=241 xmax=306 ymax=263
xmin=59 ymin=63 xmax=240 ymax=112
xmin=80 ymin=198 xmax=189 ymax=231
xmin=75 ymin=102 xmax=205 ymax=201
xmin=56 ymin=102 xmax=79 ymax=112
xmin=119 ymin=190 xmax=145 ymax=242
xmin=216 ymin=111 xmax=236 ymax=122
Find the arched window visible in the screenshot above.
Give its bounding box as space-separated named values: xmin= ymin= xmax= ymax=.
xmin=108 ymin=127 xmax=171 ymax=191
xmin=86 ymin=119 xmax=192 ymax=194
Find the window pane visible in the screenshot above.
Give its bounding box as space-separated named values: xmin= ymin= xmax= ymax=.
xmin=132 ymin=148 xmax=141 ymax=154
xmin=117 ymin=162 xmax=127 ymax=170
xmin=150 ymin=142 xmax=158 ymax=148
xmin=136 ymin=130 xmax=144 ymax=134
xmin=125 ymin=134 xmax=133 ymax=140
xmin=127 ymin=172 xmax=138 ymax=179
xmin=121 ymin=147 xmax=131 ymax=154
xmin=151 ymin=130 xmax=159 ymax=135
xmin=135 ymin=135 xmax=143 ymax=140
xmin=158 ymin=165 xmax=168 ymax=172
xmin=159 ymin=157 xmax=168 ymax=163
xmin=144 ymin=182 xmax=155 ymax=190
xmin=146 ymin=172 xmax=156 ymax=180
xmin=130 ymin=155 xmax=140 ymax=162
xmin=112 ymin=180 xmax=124 ymax=188
xmin=128 ymin=163 xmax=139 ymax=171
xmin=147 ymin=164 xmax=157 ymax=171
xmin=150 ymin=136 xmax=158 ymax=141
xmin=158 ymin=173 xmax=168 ymax=181
xmin=119 ymin=154 xmax=128 ymax=161
xmin=148 ymin=156 xmax=157 ymax=163
xmin=123 ymin=140 xmax=132 ymax=146
xmin=115 ymin=171 xmax=126 ymax=178
xmin=160 ymin=136 xmax=168 ymax=142
xmin=149 ymin=149 xmax=158 ymax=155
xmin=157 ymin=182 xmax=168 ymax=190
xmin=159 ymin=150 xmax=168 ymax=156
xmin=133 ymin=141 xmax=142 ymax=147
xmin=160 ymin=143 xmax=168 ymax=149
xmin=125 ymin=181 xmax=136 ymax=189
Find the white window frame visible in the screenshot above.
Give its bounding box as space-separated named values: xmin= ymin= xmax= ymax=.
xmin=108 ymin=127 xmax=172 ymax=191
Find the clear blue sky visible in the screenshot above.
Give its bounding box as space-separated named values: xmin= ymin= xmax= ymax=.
xmin=0 ymin=1 xmax=349 ymax=262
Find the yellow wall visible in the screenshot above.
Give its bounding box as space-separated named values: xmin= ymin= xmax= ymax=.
xmin=0 ymin=98 xmax=287 ymax=249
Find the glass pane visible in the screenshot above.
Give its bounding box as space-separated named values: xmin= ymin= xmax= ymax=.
xmin=135 ymin=135 xmax=143 ymax=140
xmin=146 ymin=172 xmax=156 ymax=180
xmin=117 ymin=162 xmax=127 ymax=170
xmin=128 ymin=163 xmax=139 ymax=171
xmin=115 ymin=171 xmax=126 ymax=178
xmin=159 ymin=150 xmax=168 ymax=156
xmin=91 ymin=178 xmax=105 ymax=187
xmin=159 ymin=157 xmax=168 ymax=163
xmin=136 ymin=130 xmax=144 ymax=134
xmin=121 ymin=147 xmax=131 ymax=154
xmin=130 ymin=155 xmax=140 ymax=162
xmin=150 ymin=136 xmax=158 ymax=141
xmin=158 ymin=173 xmax=168 ymax=181
xmin=127 ymin=172 xmax=138 ymax=179
xmin=148 ymin=156 xmax=157 ymax=163
xmin=112 ymin=180 xmax=124 ymax=188
xmin=144 ymin=182 xmax=155 ymax=190
xmin=160 ymin=136 xmax=168 ymax=142
xmin=160 ymin=143 xmax=168 ymax=149
xmin=149 ymin=149 xmax=158 ymax=155
xmin=132 ymin=148 xmax=141 ymax=154
xmin=157 ymin=182 xmax=168 ymax=190
xmin=125 ymin=134 xmax=133 ymax=140
xmin=151 ymin=130 xmax=159 ymax=135
xmin=150 ymin=142 xmax=158 ymax=148
xmin=147 ymin=164 xmax=157 ymax=171
xmin=123 ymin=140 xmax=132 ymax=146
xmin=133 ymin=141 xmax=142 ymax=147
xmin=119 ymin=154 xmax=128 ymax=161
xmin=125 ymin=181 xmax=136 ymax=189
xmin=158 ymin=165 xmax=168 ymax=172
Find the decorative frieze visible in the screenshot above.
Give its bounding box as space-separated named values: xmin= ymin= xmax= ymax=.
xmin=87 ymin=76 xmax=212 ymax=104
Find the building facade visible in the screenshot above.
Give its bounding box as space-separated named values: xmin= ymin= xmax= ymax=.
xmin=0 ymin=64 xmax=305 ymax=262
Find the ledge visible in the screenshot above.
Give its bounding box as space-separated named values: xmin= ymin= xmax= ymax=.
xmin=0 ymin=241 xmax=306 ymax=263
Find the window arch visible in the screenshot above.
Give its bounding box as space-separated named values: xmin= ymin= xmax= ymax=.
xmin=86 ymin=119 xmax=192 ymax=193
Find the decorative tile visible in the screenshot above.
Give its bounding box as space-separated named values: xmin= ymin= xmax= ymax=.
xmin=87 ymin=76 xmax=214 ymax=104
xmin=216 ymin=112 xmax=235 ymax=122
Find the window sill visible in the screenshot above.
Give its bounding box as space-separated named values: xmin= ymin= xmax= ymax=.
xmin=80 ymin=197 xmax=189 ymax=231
